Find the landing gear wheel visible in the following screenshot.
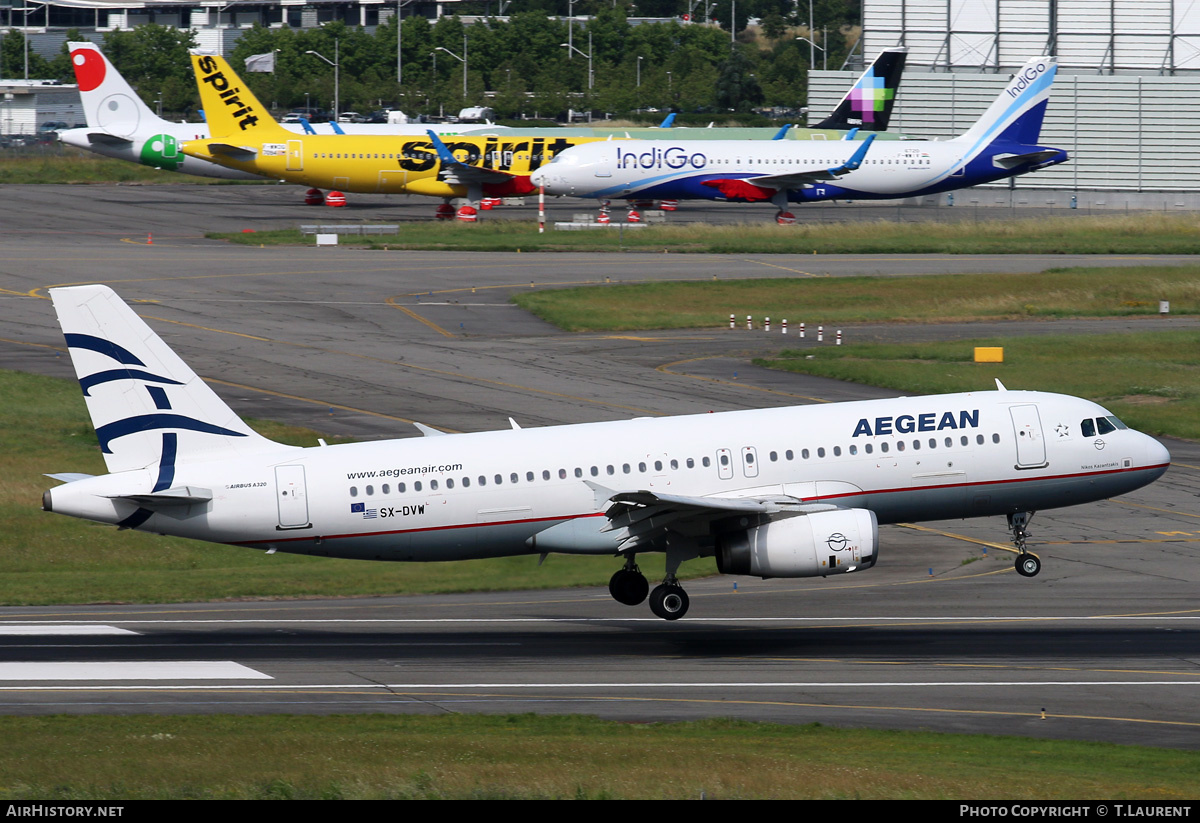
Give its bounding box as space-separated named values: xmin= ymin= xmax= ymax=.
xmin=608 ymin=568 xmax=649 ymax=606
xmin=775 ymin=210 xmax=796 ymax=225
xmin=1015 ymin=553 xmax=1041 ymax=578
xmin=649 ymin=584 xmax=689 ymax=620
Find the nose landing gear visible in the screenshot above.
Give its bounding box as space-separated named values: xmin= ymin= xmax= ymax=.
xmin=1008 ymin=511 xmax=1041 ymax=577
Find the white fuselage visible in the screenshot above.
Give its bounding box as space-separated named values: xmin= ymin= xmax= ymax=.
xmin=46 ymin=391 xmax=1169 ymax=563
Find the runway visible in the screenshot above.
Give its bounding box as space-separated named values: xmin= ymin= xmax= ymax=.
xmin=1 ymin=184 xmax=1197 ymax=747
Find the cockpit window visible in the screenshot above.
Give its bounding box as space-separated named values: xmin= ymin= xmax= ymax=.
xmin=1107 ymin=415 xmax=1128 ymax=430
xmin=1096 ymin=417 xmax=1116 ymax=435
xmin=1080 ymin=418 xmax=1096 ymax=438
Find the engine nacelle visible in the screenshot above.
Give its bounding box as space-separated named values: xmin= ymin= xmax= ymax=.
xmin=716 ymin=508 xmax=879 ymax=578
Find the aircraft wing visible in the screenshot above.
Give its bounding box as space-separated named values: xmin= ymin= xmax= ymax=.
xmin=747 ymin=132 xmax=875 ymax=189
xmin=587 ymin=483 xmax=837 ymax=551
xmin=700 ymin=134 xmax=874 ymax=201
xmin=426 ymin=129 xmax=519 ymax=186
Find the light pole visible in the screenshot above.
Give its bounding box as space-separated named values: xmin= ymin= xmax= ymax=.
xmin=636 ymin=55 xmax=643 ymax=87
xmin=560 ymin=30 xmax=592 ymax=89
xmin=15 ymin=4 xmax=41 ymax=81
xmin=796 ymin=36 xmax=825 ymax=71
xmin=435 ymin=35 xmax=468 ymax=99
xmin=305 ymin=39 xmax=339 ymax=121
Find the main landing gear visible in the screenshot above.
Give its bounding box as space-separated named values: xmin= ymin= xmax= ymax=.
xmin=608 ymin=560 xmax=690 ymax=620
xmin=1008 ymin=511 xmax=1042 ymax=577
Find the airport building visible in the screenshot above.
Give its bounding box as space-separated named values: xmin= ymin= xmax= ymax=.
xmin=809 ymin=0 xmax=1200 ymax=199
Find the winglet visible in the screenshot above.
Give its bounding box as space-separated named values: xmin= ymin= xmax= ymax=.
xmin=843 ymin=126 xmax=859 ymax=141
xmin=329 ymin=120 xmax=346 ymax=135
xmin=657 ymin=112 xmax=676 ymax=128
xmin=838 ymin=133 xmax=875 ymax=172
xmin=426 ymin=129 xmax=458 ymax=165
xmin=995 ymin=378 xmax=1008 ymax=391
xmin=771 ymin=123 xmax=792 ymax=141
xmin=298 ymin=117 xmax=316 ymax=135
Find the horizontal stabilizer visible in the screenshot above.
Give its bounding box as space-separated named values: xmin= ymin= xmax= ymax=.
xmin=110 ymin=486 xmax=213 ymax=507
xmin=206 ymin=143 xmax=257 ymax=159
xmin=45 ymin=473 xmax=95 ymax=484
xmin=991 ymin=149 xmax=1063 ymax=169
xmin=85 ymin=132 xmax=133 ymax=146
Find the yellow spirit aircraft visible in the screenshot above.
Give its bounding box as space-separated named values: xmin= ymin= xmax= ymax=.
xmin=183 ymin=53 xmax=610 ymax=219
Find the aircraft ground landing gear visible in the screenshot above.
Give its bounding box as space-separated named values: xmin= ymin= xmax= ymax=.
xmin=649 ymin=580 xmax=689 ymax=620
xmin=608 ymin=563 xmax=649 ymax=606
xmin=1008 ymin=511 xmax=1041 ymax=577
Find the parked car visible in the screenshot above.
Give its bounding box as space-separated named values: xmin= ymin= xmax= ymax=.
xmin=337 ymin=111 xmax=367 ymax=123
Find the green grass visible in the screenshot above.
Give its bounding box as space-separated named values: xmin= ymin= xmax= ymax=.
xmin=0 ymin=369 xmax=712 ymax=606
xmin=211 ymin=213 xmax=1200 ymax=254
xmin=513 ymin=264 xmax=1200 ymax=330
xmin=0 ymin=147 xmax=254 ymax=185
xmin=0 ymin=715 xmax=1195 ymax=799
xmin=758 ymin=331 xmax=1200 ymax=440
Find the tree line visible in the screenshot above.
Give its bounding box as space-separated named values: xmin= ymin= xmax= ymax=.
xmin=1 ymin=0 xmax=861 ymax=120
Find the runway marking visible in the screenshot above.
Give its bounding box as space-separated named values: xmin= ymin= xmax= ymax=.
xmin=0 ymin=625 xmax=136 ymax=636
xmin=0 ymin=678 xmax=1196 ymax=691
xmin=384 ymin=295 xmax=456 ymax=338
xmin=0 ymin=662 xmax=271 ymax=681
xmin=740 ymin=259 xmax=823 ymax=277
xmin=1113 ymin=499 xmax=1200 ymax=519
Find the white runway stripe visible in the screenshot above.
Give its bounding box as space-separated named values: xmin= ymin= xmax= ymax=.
xmin=0 ymin=661 xmax=272 ymax=681
xmin=0 ymin=625 xmax=138 ymax=636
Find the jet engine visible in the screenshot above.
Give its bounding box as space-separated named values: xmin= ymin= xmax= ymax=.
xmin=716 ymin=508 xmax=878 ymax=578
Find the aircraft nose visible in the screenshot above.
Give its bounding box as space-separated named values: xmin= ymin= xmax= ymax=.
xmin=1145 ymin=434 xmax=1171 ymax=471
xmin=529 ymin=168 xmax=548 ymax=188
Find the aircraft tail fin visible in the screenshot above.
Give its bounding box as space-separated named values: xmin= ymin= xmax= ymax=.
xmin=812 ymin=47 xmax=907 ymax=131
xmin=68 ymin=42 xmax=169 ymax=140
xmin=951 ymin=57 xmax=1057 ymax=149
xmin=50 ymin=285 xmax=289 ymax=476
xmin=189 ymin=52 xmax=287 ymax=139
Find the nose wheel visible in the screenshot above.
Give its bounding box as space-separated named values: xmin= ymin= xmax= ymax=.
xmin=1015 ymin=553 xmax=1041 ymax=577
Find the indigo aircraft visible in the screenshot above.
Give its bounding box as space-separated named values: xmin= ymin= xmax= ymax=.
xmin=43 ymin=286 xmax=1168 ymax=620
xmin=531 ymin=56 xmax=1068 ymax=223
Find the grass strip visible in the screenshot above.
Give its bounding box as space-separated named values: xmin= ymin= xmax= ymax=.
xmin=0 ymin=148 xmax=249 ymax=185
xmin=512 ymin=264 xmax=1200 ymax=331
xmin=0 ymin=714 xmax=1196 ymax=799
xmin=211 ymin=213 xmax=1200 ymax=254
xmin=757 ymin=331 xmax=1200 ymax=440
xmin=0 ymin=369 xmax=710 ymax=606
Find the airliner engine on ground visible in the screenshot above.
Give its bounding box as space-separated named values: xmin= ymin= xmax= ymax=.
xmin=43 ymin=286 xmax=1169 ymax=620
xmin=531 ymin=56 xmax=1068 ymax=223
